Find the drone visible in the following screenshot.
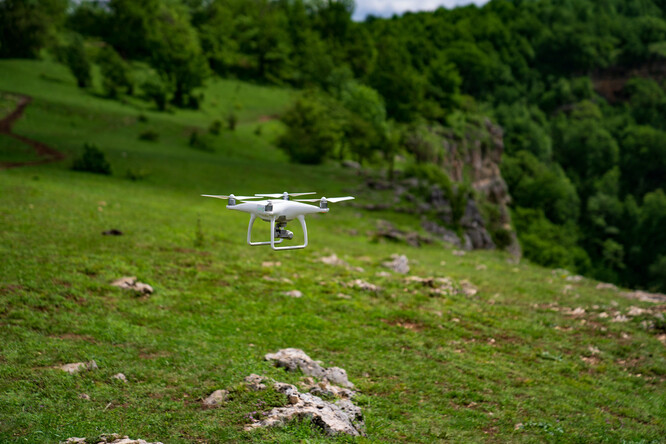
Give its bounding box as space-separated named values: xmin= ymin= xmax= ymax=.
xmin=202 ymin=191 xmax=354 ymax=250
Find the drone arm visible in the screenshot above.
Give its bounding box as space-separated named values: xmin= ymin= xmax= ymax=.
xmin=270 ymin=215 xmax=308 ymax=251
xmin=247 ymin=213 xmax=283 ymax=246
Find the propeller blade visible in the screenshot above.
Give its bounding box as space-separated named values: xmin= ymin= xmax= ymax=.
xmin=255 ymin=192 xmax=316 ymax=198
xmin=201 ymin=194 xmax=262 ymax=200
xmin=327 ymin=196 xmax=355 ymax=203
xmin=294 ymin=196 xmax=355 ymax=203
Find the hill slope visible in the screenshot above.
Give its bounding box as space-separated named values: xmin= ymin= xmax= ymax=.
xmin=0 ymin=60 xmax=664 ymax=443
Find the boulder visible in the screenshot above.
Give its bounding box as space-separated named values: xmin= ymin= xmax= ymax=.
xmin=203 ymin=389 xmax=229 ymax=406
xmin=244 ymin=381 xmax=365 ymax=436
xmin=265 ymin=348 xmax=354 ymax=388
xmin=60 ymin=360 xmax=98 ymax=374
xmin=110 ymin=277 xmax=153 ymax=295
xmin=382 ymin=254 xmax=410 ymax=274
xmin=61 ymin=435 xmax=163 ymax=444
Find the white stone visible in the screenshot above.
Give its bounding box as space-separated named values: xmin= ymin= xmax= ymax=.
xmin=112 ymin=373 xmax=127 ymax=383
xmin=203 ymin=389 xmax=229 ymax=406
xmin=283 ymin=290 xmax=302 ymax=298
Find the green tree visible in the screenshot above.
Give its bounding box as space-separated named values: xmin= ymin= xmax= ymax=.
xmin=146 ymin=3 xmax=209 ymax=107
xmin=97 ymin=45 xmax=133 ymax=97
xmin=0 ymin=0 xmax=67 ymax=58
xmin=620 ymin=125 xmax=666 ymax=198
xmin=278 ymin=93 xmax=342 ymax=164
xmin=57 ymin=34 xmax=92 ymax=88
xmin=502 ymin=151 xmax=580 ymax=224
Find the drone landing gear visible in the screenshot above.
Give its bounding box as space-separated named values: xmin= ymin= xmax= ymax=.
xmin=246 ymin=214 xmax=308 ymax=251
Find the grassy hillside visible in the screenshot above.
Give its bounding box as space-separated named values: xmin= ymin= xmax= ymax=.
xmin=0 ymin=60 xmax=664 ymax=443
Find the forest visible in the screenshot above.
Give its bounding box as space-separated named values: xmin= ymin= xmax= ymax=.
xmin=2 ymin=0 xmax=666 ymax=292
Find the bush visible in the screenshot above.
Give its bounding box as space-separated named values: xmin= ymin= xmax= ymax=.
xmin=126 ymin=168 xmax=150 ymax=181
xmin=227 ymin=112 xmax=238 ymax=131
xmin=138 ymin=129 xmax=159 ymax=142
xmin=57 ymin=34 xmax=91 ymax=88
xmin=188 ymin=131 xmax=213 ymax=152
xmin=142 ymin=76 xmax=169 ymax=111
xmin=72 ymin=143 xmax=111 ymax=175
xmin=97 ymin=45 xmax=133 ymax=98
xmin=278 ymin=93 xmax=342 ymax=164
xmin=209 ymin=120 xmax=222 ymax=135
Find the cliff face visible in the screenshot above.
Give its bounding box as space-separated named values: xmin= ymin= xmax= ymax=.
xmin=430 ymin=118 xmax=521 ymax=256
xmin=355 ymin=117 xmax=520 ymax=256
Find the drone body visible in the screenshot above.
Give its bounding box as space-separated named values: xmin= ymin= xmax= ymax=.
xmin=202 ymin=192 xmax=354 ymax=250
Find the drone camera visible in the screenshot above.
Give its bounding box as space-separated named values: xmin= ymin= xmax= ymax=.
xmin=275 ymin=227 xmax=294 ymax=240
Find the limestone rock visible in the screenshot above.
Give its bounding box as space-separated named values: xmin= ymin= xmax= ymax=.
xmin=459 ymin=280 xmax=478 ymax=296
xmin=320 ymin=254 xmax=347 ymax=267
xmin=203 ymin=389 xmax=229 ymax=406
xmin=110 ymin=277 xmax=153 ymax=295
xmin=245 ymin=381 xmax=364 ymax=436
xmin=112 ymin=373 xmax=127 ymax=383
xmin=245 ymin=374 xmax=267 ymax=391
xmin=382 ymin=254 xmax=409 ymax=274
xmin=347 ymin=279 xmax=380 ymax=292
xmin=60 ymin=360 xmax=97 ymax=374
xmin=61 ymin=435 xmax=163 ymax=444
xmin=621 ymin=290 xmax=666 ymax=303
xmin=265 ymin=348 xmax=355 ymax=388
xmin=283 ymin=290 xmax=302 ymax=298
xmin=373 ymin=220 xmax=431 ymax=247
xmin=596 ymin=282 xmax=618 ymax=291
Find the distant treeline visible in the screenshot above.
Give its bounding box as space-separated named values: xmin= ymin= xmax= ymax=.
xmin=2 ymin=0 xmax=666 ymax=291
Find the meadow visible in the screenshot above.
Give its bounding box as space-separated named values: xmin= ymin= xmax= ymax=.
xmin=0 ymin=60 xmax=664 ymax=443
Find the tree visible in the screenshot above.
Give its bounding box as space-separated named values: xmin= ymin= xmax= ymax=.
xmin=620 ymin=125 xmax=666 ymax=198
xmin=278 ymin=93 xmax=342 ymax=164
xmin=0 ymin=0 xmax=67 ymax=58
xmin=57 ymin=34 xmax=92 ymax=88
xmin=502 ymin=151 xmax=580 ymax=225
xmin=369 ymin=33 xmax=425 ymax=122
xmin=97 ymin=45 xmax=133 ymax=97
xmin=146 ymin=3 xmax=209 ymax=107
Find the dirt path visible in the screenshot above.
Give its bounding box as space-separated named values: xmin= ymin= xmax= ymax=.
xmin=0 ymin=93 xmax=65 ymax=169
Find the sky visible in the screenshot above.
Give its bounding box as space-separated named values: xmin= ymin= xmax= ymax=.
xmin=352 ymin=0 xmax=490 ymax=21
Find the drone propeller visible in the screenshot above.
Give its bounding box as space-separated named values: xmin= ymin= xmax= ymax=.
xmin=255 ymin=191 xmax=317 ymax=200
xmin=201 ymin=194 xmax=263 ymax=201
xmin=295 ymin=196 xmax=355 ymax=203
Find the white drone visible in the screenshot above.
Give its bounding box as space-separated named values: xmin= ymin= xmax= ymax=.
xmin=202 ymin=191 xmax=354 ymax=250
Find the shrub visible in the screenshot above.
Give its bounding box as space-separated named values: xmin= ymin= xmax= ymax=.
xmin=138 ymin=129 xmax=159 ymax=142
xmin=97 ymin=45 xmax=134 ymax=98
xmin=278 ymin=93 xmax=342 ymax=164
xmin=57 ymin=34 xmax=91 ymax=88
xmin=227 ymin=112 xmax=238 ymax=131
xmin=126 ymin=168 xmax=150 ymax=181
xmin=209 ymin=120 xmax=222 ymax=135
xmin=142 ymin=76 xmax=169 ymax=111
xmin=189 ymin=131 xmax=213 ymax=152
xmin=72 ymin=143 xmax=111 ymax=175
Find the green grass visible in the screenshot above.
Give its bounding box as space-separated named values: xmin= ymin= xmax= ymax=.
xmin=0 ymin=134 xmax=42 ymax=163
xmin=0 ymin=59 xmax=665 ymax=443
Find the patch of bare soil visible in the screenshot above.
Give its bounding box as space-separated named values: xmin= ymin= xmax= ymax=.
xmin=0 ymin=92 xmax=65 ymax=169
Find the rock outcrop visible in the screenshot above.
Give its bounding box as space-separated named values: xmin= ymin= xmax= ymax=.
xmin=242 ymin=373 xmax=365 ymax=437
xmin=265 ymin=348 xmax=354 ymax=388
xmin=61 ymin=435 xmax=163 ymax=444
xmin=355 ymin=118 xmax=521 ymax=256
